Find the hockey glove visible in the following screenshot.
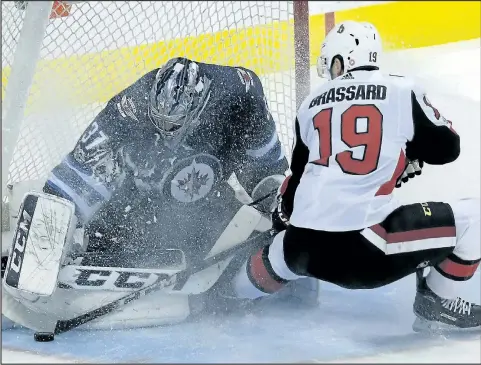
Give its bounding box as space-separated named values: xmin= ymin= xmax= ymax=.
xmin=396 ymin=159 xmax=423 ymax=188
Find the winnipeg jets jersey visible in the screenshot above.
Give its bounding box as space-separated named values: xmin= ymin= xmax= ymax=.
xmin=286 ymin=70 xmax=459 ymax=232
xmin=43 ymin=58 xmax=287 ymax=267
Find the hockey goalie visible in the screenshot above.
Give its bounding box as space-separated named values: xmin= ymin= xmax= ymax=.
xmin=2 ymin=57 xmax=317 ymax=332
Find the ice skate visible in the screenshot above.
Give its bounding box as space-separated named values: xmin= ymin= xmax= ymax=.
xmin=413 ymin=272 xmax=481 ymax=333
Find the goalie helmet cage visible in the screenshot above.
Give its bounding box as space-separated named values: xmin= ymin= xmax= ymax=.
xmin=1 ymin=0 xmax=311 ymax=215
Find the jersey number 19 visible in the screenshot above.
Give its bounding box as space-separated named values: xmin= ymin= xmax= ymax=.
xmin=312 ymin=104 xmax=383 ymax=175
xmin=311 ymin=104 xmax=404 ymax=196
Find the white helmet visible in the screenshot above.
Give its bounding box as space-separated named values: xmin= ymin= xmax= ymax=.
xmin=317 ymin=21 xmax=382 ymax=80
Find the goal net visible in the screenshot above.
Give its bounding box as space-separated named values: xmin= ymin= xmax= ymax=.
xmin=1 ymin=1 xmax=310 ymax=230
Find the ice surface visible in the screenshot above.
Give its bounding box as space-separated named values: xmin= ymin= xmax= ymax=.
xmin=2 ymin=349 xmax=72 ymax=363
xmin=2 ymin=40 xmax=480 ymax=363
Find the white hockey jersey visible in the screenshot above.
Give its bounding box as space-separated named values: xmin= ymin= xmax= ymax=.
xmin=286 ymin=70 xmax=459 ymax=232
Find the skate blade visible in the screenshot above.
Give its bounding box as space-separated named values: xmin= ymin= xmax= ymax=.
xmin=413 ymin=316 xmax=481 ymax=335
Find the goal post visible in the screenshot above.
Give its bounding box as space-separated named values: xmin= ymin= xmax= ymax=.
xmin=1 ymin=1 xmax=53 ymax=201
xmin=293 ymin=0 xmax=310 ymax=110
xmin=1 ymin=1 xmax=311 ymax=233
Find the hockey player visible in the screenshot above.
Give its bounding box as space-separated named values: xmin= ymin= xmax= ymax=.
xmin=44 ymin=57 xmax=288 ymax=263
xmin=2 ymin=57 xmax=290 ymax=329
xmin=231 ymin=21 xmax=480 ymax=332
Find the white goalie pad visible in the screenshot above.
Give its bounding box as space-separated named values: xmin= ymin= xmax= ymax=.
xmin=3 ymin=203 xmax=264 ymax=331
xmin=3 ymin=192 xmax=76 ymax=298
xmin=2 ymin=282 xmax=191 ymax=331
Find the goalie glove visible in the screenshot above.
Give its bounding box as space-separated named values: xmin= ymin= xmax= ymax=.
xmin=396 ymin=159 xmax=424 ymax=188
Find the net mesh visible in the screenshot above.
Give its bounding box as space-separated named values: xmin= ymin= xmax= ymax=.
xmin=2 ymin=1 xmax=299 ymax=187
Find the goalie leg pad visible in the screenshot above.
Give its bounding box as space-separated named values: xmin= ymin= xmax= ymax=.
xmin=3 ymin=192 xmax=76 ymax=298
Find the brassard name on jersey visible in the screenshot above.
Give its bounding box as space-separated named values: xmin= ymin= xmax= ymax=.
xmin=309 ymin=84 xmax=387 ymax=108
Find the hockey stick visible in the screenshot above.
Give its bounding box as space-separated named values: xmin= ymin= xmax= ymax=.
xmin=54 ymin=227 xmax=275 ymax=334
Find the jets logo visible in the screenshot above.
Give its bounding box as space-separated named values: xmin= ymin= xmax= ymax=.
xmin=160 ymin=154 xmax=223 ymax=204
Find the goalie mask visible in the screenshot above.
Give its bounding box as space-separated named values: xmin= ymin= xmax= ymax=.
xmin=149 ymin=59 xmax=211 ymax=138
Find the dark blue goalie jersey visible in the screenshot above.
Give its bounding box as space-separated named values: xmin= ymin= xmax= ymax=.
xmin=44 ymin=58 xmax=288 ymax=267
